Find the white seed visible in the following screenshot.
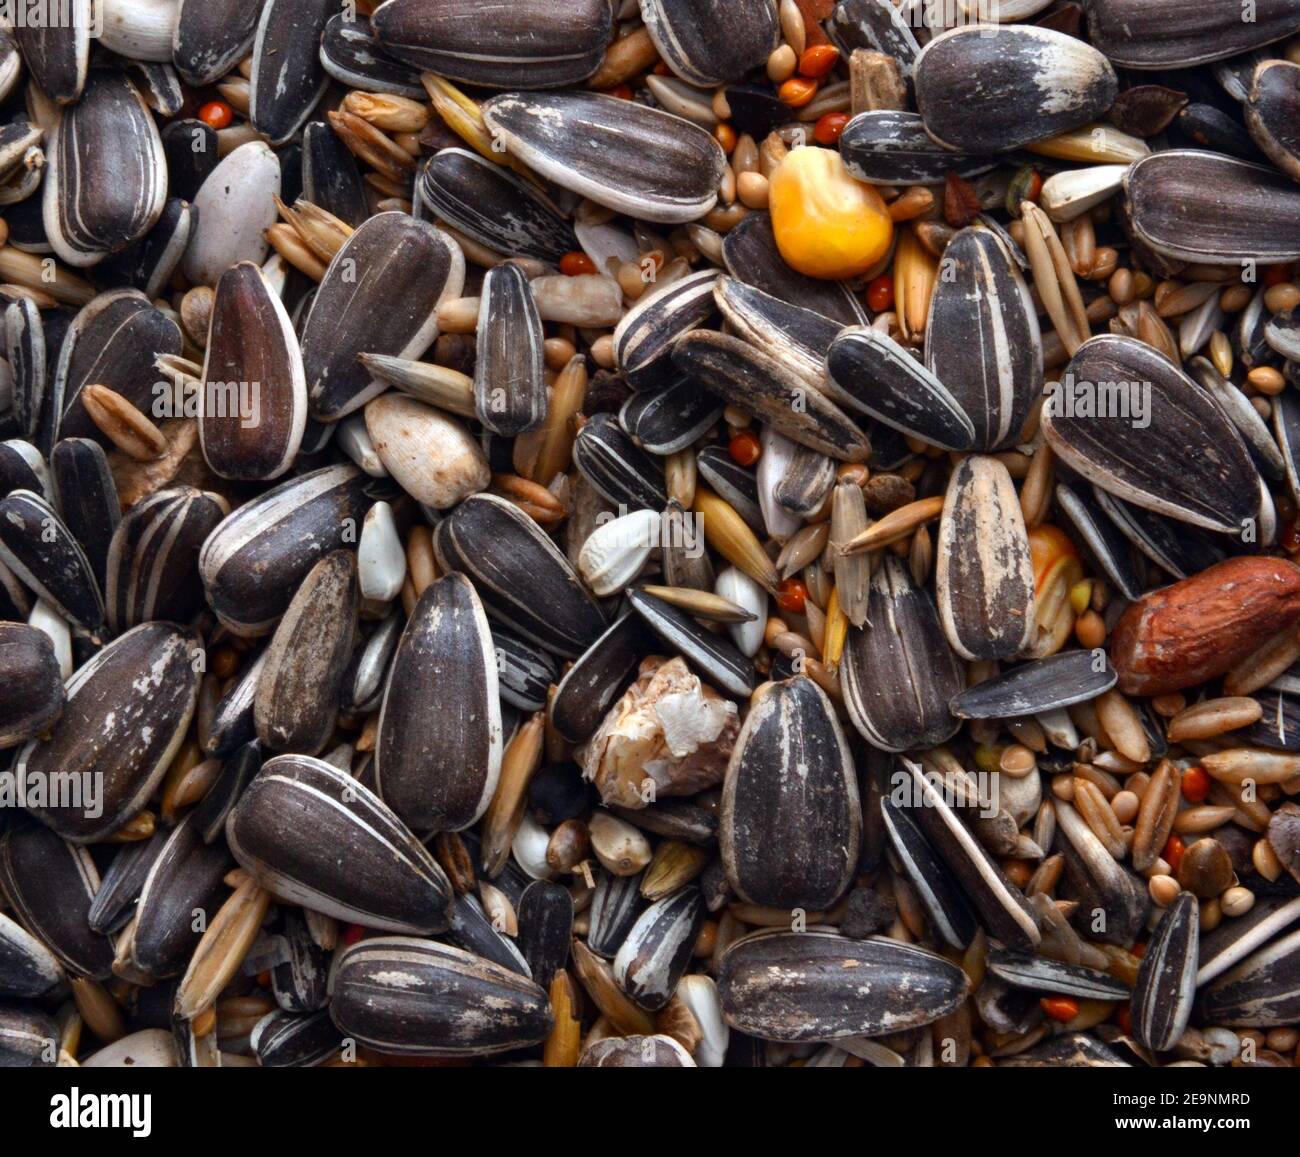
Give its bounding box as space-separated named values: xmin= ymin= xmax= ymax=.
xmin=358 ymin=501 xmax=405 ymax=603
xmin=577 ymin=509 xmax=658 ymax=597
xmin=716 ymin=565 xmax=766 ymax=657
xmin=336 ymin=412 xmax=388 ymax=478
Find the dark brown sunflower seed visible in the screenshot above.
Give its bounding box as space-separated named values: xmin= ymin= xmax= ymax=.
xmin=936 ymin=455 xmax=1036 ymax=661
xmin=0 ymin=911 xmax=62 ymax=999
xmin=897 ymin=759 xmax=1041 ymax=951
xmin=130 ymin=813 xmax=232 ymax=979
xmin=1198 ymin=925 xmax=1300 ymax=1027
xmin=641 ymin=0 xmax=778 ymax=86
xmin=1187 ymin=355 xmax=1285 ymax=480
xmin=372 ymin=0 xmax=611 ymax=88
xmin=674 ymin=330 xmax=871 ymax=463
xmin=999 ymin=1033 xmax=1129 ymax=1068
xmin=419 ymin=147 xmax=576 ymax=264
xmin=619 ymin=378 xmax=723 ymax=457
xmin=628 ymin=589 xmax=754 ymax=699
xmin=516 ymin=879 xmax=573 ymax=988
xmin=14 ymin=3 xmax=90 ymax=104
xmin=0 ymin=819 xmax=114 ymax=979
xmin=951 ymin=650 xmax=1117 ymax=719
xmin=250 ymin=1009 xmax=342 ymax=1068
xmin=0 ymin=488 xmax=103 ymax=635
xmin=717 ymin=928 xmax=968 ymax=1042
xmin=587 ymin=868 xmax=649 ymax=959
xmin=1088 ymin=0 xmax=1300 ymax=69
xmin=914 ymin=26 xmax=1117 ymax=154
xmin=376 ymin=573 xmax=502 ymax=833
xmin=433 ymin=492 xmax=607 ymax=658
xmin=226 ymin=753 xmax=453 ymax=933
xmin=1197 ymin=896 xmax=1300 ymax=987
xmin=925 ymin=228 xmax=1041 ymax=452
xmin=842 ymin=556 xmax=963 ymax=752
xmin=1131 ymin=891 xmax=1198 ymax=1051
xmin=0 ymin=622 xmax=65 ymax=749
xmin=720 ymin=677 xmax=860 ymax=911
xmin=320 ymin=14 xmax=424 ymax=99
xmin=52 ymin=290 xmax=182 ymax=446
xmin=491 ymin=626 xmax=558 ymax=714
xmin=248 ymin=0 xmax=332 ymax=145
xmin=551 ymin=610 xmax=652 ymax=744
xmin=572 ymin=412 xmax=668 ymax=512
xmin=105 ymin=486 xmax=226 ymax=635
xmin=302 ymin=212 xmax=465 ymax=421
xmin=44 ymin=69 xmax=166 ymax=267
xmin=1053 ymin=481 xmax=1143 ymax=603
xmin=172 ymin=0 xmax=261 ymax=86
xmin=1124 ymin=150 xmax=1300 ymax=266
xmin=87 ymin=831 xmax=168 ymax=935
xmin=198 ymin=463 xmax=373 ymax=635
xmin=48 ymin=440 xmax=117 ymax=590
xmin=613 ymin=270 xmax=720 ymax=391
xmin=446 ymin=892 xmax=530 ymax=976
xmin=254 ymin=550 xmax=357 ymax=756
xmin=482 ymin=91 xmax=726 ymax=224
xmin=0 ymin=1002 xmax=58 ymax=1067
xmin=271 ymin=911 xmax=332 ymax=1013
xmin=193 ymin=740 xmax=261 ymax=843
xmin=5 ymin=296 xmax=43 ymax=440
xmin=474 ymin=262 xmax=546 ymax=437
xmin=301 ymin=120 xmax=368 ymax=228
xmin=199 ymin=261 xmax=307 ymax=481
xmin=774 ymin=444 xmax=836 ymax=519
xmin=829 ymin=0 xmax=921 ymax=74
xmin=1094 ymin=488 xmax=1225 ymax=581
xmin=695 ymin=446 xmax=763 ymax=533
xmin=826 ymin=326 xmax=976 ymax=451
xmin=1243 ymin=60 xmax=1300 ymax=180
xmin=1043 ymin=334 xmax=1260 ymax=534
xmin=1055 ymin=798 xmax=1151 ymax=946
xmin=880 ymin=797 xmax=977 ymax=949
xmin=613 ymin=886 xmax=705 ymax=1011
xmin=0 ymin=441 xmax=48 ymax=499
xmin=330 ymin=936 xmax=552 ymax=1055
xmin=839 ymin=110 xmax=995 ymax=186
xmin=988 ymin=946 xmax=1131 ymax=1001
xmin=16 ymin=622 xmax=199 ymax=842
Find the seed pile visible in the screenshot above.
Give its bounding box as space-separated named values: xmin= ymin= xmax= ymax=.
xmin=2 ymin=0 xmax=1300 ymax=1070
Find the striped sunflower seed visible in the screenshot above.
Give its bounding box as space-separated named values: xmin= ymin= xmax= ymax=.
xmin=0 ymin=819 xmax=114 ymax=979
xmin=226 ymin=753 xmax=453 ymax=933
xmin=0 ymin=622 xmax=65 ymax=748
xmin=936 ymin=454 xmax=1036 ymax=661
xmin=482 ymin=91 xmax=726 ymax=225
xmin=15 ymin=622 xmax=200 ymax=842
xmin=104 ymin=486 xmax=226 ymax=635
xmin=717 ymin=928 xmax=968 ymax=1042
xmin=330 ymin=936 xmax=552 ymax=1055
xmin=302 ymin=212 xmax=465 ymax=421
xmin=1131 ymin=892 xmax=1198 ymax=1052
xmin=433 ymin=492 xmax=607 ymax=657
xmin=254 ymin=550 xmax=358 ymax=755
xmin=841 ymin=556 xmax=962 ymax=752
xmin=720 ymin=677 xmax=860 ymax=910
xmin=199 ymin=261 xmax=306 ymax=481
xmin=376 ymin=572 xmax=502 ymax=833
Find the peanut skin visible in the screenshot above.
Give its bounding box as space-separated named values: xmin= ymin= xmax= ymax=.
xmin=1109 ymin=556 xmax=1300 ymax=695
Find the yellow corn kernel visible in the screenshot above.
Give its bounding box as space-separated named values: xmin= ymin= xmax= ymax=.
xmin=768 ymin=147 xmax=893 ymax=280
